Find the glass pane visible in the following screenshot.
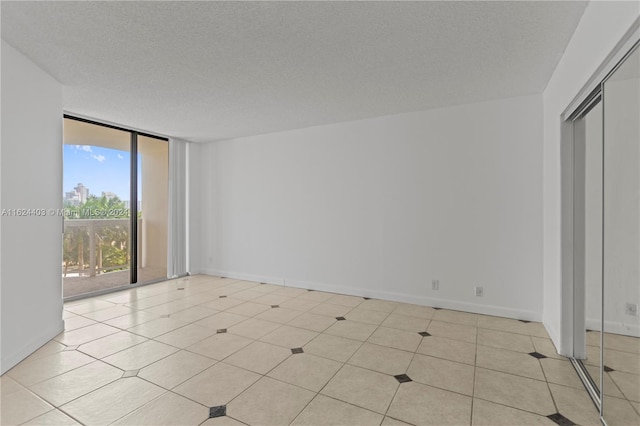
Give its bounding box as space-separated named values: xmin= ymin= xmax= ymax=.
xmin=63 ymin=119 xmax=131 ymax=297
xmin=137 ymin=135 xmax=168 ymax=283
xmin=602 ymin=45 xmax=640 ymax=425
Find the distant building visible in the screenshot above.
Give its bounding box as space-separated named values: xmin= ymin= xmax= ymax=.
xmin=74 ymin=183 xmax=89 ymax=204
xmin=102 ymin=191 xmax=117 ymax=200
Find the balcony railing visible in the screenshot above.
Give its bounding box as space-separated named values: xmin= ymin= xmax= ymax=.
xmin=63 ymin=218 xmax=141 ymax=278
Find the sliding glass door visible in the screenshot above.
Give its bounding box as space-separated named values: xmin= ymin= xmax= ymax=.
xmin=62 ymin=117 xmax=168 ymax=298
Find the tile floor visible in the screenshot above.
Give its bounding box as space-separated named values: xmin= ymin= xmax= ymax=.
xmin=0 ymin=275 xmax=630 ymax=425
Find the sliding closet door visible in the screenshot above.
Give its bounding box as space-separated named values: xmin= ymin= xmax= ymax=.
xmin=601 ymin=44 xmax=640 ymax=425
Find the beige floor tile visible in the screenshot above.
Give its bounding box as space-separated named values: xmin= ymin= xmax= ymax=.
xmin=138 ymin=350 xmax=216 ymax=389
xmin=30 ymin=361 xmax=122 ymax=406
xmin=7 ymin=351 xmax=95 ymax=387
xmin=321 ymin=364 xmax=399 ymax=413
xmin=186 ymin=332 xmax=253 ymax=360
xmin=62 ymin=310 xmax=77 ymax=319
xmin=259 ymin=325 xmax=319 ymax=348
xmin=54 ymin=323 xmax=120 ymax=346
xmin=610 ymin=370 xmax=640 ymax=402
xmin=387 ymin=381 xmax=472 ymax=426
xmin=381 ymin=313 xmax=430 ymax=333
xmin=77 ymin=331 xmax=148 ymax=358
xmin=540 ymin=358 xmax=584 ymax=389
xmin=477 ymin=315 xmax=531 ymax=335
xmin=225 ymin=341 xmax=291 ymax=374
xmin=304 ymin=333 xmax=363 ymax=362
xmin=154 ymin=323 xmax=217 ymax=348
xmin=226 ymin=301 xmax=271 ymax=316
xmin=325 ymin=320 xmax=377 ymax=341
xmin=584 ymin=344 xmax=601 ymax=367
xmin=173 ymin=362 xmax=260 ymax=406
xmin=432 ymin=309 xmax=479 ymax=326
xmin=427 ymin=320 xmax=477 ymax=344
xmin=471 ymin=398 xmax=555 ymax=425
xmin=346 ymin=307 xmax=390 ymax=325
xmin=604 ymin=348 xmax=640 ymax=374
xmin=280 ymin=298 xmax=322 ymax=311
xmin=548 ymin=383 xmax=601 ymax=426
xmin=251 ymin=293 xmax=292 ymax=306
xmin=602 ymin=395 xmax=640 ymax=425
xmin=254 ymin=306 xmax=302 ymax=324
xmin=112 ymin=391 xmax=208 ymax=425
xmin=474 ymin=368 xmax=555 ymax=416
xmin=361 ymin=299 xmax=398 ymax=313
xmin=292 ymin=394 xmax=383 ymax=425
xmin=22 ymin=409 xmax=82 ymax=425
xmin=381 ymin=416 xmax=413 ymax=425
xmin=272 ymin=287 xmax=309 ymax=298
xmin=584 ymin=363 xmax=625 ymax=399
xmin=531 ymin=337 xmax=564 ymax=359
xmin=604 ymin=333 xmax=640 ymax=354
xmin=170 ymin=306 xmax=218 ymax=323
xmin=477 ymin=328 xmax=534 ymax=353
xmin=287 ymin=312 xmax=337 ymax=332
xmin=201 ymin=416 xmax=247 ymax=426
xmin=0 ymin=388 xmax=53 ymax=425
xmin=228 ymin=377 xmax=315 ymax=425
xmin=59 ymin=377 xmax=165 ymax=425
xmin=632 ymin=400 xmax=640 ymax=416
xmin=268 ymin=352 xmax=342 ymax=391
xmin=526 ymin=322 xmax=551 ymax=338
xmin=195 ymin=311 xmax=252 ymax=330
xmin=310 ymin=302 xmax=354 ymax=317
xmin=24 ymin=340 xmax=67 ymax=362
xmin=476 ymin=345 xmax=545 ymax=380
xmin=144 ymin=300 xmax=194 ymax=316
xmin=104 ymin=310 xmax=160 ymax=329
xmin=200 ymin=297 xmax=245 ymax=311
xmin=102 ymin=340 xmax=178 ymax=370
xmin=327 ymin=294 xmax=365 ymax=307
xmin=348 ymin=342 xmax=413 ymax=375
xmin=81 ymin=305 xmax=135 ymax=322
xmin=297 ymin=290 xmax=335 ymax=302
xmin=251 ymin=283 xmax=284 ymax=294
xmin=127 ymin=317 xmax=189 ymax=338
xmin=417 ymin=335 xmax=476 ymax=365
xmin=407 ymin=353 xmax=475 ymax=396
xmin=227 ymin=317 xmax=282 ymax=339
xmin=65 ymin=299 xmax=116 ymax=315
xmin=63 ymin=315 xmax=97 ymax=331
xmin=392 ymin=303 xmax=435 ymax=319
xmin=0 ymin=375 xmax=24 ymax=396
xmin=229 ymin=289 xmax=264 ymax=300
xmin=368 ymin=326 xmax=422 ymax=352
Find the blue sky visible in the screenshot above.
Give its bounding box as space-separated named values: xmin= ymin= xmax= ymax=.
xmin=63 ymin=145 xmax=141 ymax=201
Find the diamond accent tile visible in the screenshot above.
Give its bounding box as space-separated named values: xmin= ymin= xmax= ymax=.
xmin=291 ymin=347 xmax=304 ymax=354
xmin=307 ymin=289 xmax=314 ymax=292
xmin=547 ymin=412 xmax=575 ymax=426
xmin=219 ymin=295 xmax=227 ymax=298
xmin=363 ymin=297 xmax=371 ymax=300
xmin=433 ymin=307 xmax=442 ymax=310
xmin=217 ymin=329 xmax=227 ymax=334
xmin=209 ymin=405 xmax=226 ymax=418
xmin=122 ymin=369 xmax=139 ymax=378
xmin=335 ymin=317 xmax=346 ymax=321
xmin=394 ymin=374 xmax=412 ymax=383
xmin=177 ymin=288 xmax=185 ymax=290
xmin=604 ymin=365 xmax=614 ymax=372
xmin=271 ymin=305 xmax=279 ymax=308
xmin=518 ymin=319 xmax=531 ymax=323
xmin=418 ymin=331 xmax=431 ymax=337
xmin=529 ymin=352 xmax=547 ymax=359
xmin=63 ymin=345 xmax=79 ymax=351
xmin=160 ymin=314 xmax=170 ymax=318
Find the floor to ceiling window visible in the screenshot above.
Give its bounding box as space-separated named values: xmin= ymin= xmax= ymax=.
xmin=62 ymin=116 xmax=168 ymax=298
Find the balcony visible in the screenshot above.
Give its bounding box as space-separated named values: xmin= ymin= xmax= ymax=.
xmin=63 ymin=218 xmax=165 ymax=298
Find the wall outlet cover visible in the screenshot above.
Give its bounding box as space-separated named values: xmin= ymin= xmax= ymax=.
xmin=625 ymin=303 xmax=638 ymax=316
xmin=475 ymin=286 xmax=484 ymax=297
xmin=432 ymin=280 xmax=439 ymax=290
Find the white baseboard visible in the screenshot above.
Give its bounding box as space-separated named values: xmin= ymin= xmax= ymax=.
xmin=586 ymin=317 xmax=640 ymax=337
xmin=197 ymin=270 xmax=541 ymax=322
xmin=1 ymin=320 xmax=64 ymax=375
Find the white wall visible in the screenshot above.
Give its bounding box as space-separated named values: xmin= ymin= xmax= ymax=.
xmin=542 ymin=1 xmax=640 ymax=353
xmin=193 ymin=94 xmax=544 ymax=320
xmin=1 ymin=40 xmax=64 ymax=374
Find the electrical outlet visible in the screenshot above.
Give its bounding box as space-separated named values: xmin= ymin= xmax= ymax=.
xmin=625 ymin=303 xmax=638 ymax=316
xmin=432 ymin=280 xmax=439 ymax=290
xmin=475 ymin=286 xmax=484 ymax=297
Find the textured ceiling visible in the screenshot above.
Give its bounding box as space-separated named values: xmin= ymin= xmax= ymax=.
xmin=1 ymin=1 xmax=588 ymax=142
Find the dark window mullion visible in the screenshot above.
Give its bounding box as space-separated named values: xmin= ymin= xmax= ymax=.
xmin=130 ymin=132 xmax=138 ymax=284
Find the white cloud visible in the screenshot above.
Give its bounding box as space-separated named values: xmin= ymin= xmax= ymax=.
xmin=117 ymin=153 xmax=124 ymax=159
xmin=75 ymin=145 xmax=92 ymax=152
xmin=92 ymin=154 xmax=106 ymax=163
